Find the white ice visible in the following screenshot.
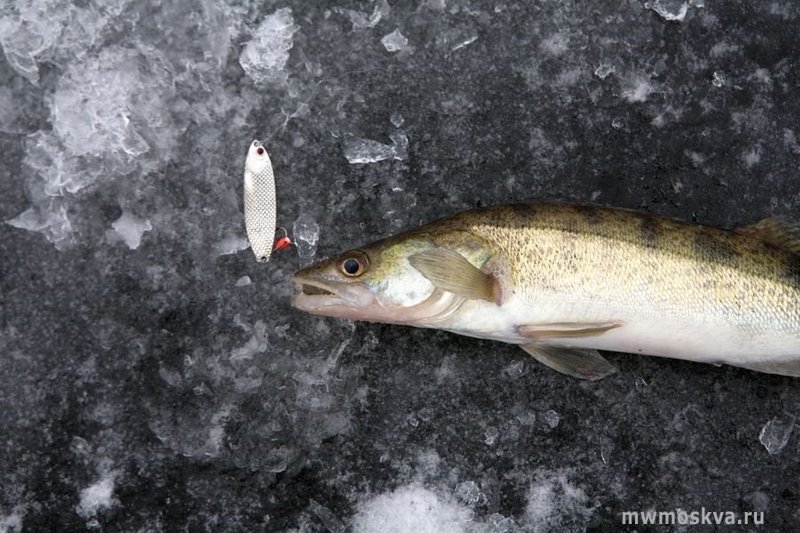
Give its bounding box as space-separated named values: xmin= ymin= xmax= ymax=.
xmin=108 ymin=211 xmax=152 ymax=250
xmin=212 ymin=235 xmax=250 ymax=256
xmin=525 ymin=470 xmax=595 ymax=532
xmin=759 ymin=415 xmax=795 ymax=455
xmin=594 ymin=64 xmax=615 ymax=79
xmin=646 ymin=1 xmax=689 ymax=22
xmin=344 ymin=133 xmax=409 ymax=164
xmin=381 ymin=29 xmax=409 ymax=53
xmin=76 ymin=472 xmax=118 ymax=519
xmin=6 ymin=202 xmax=74 ymax=250
xmin=622 ymin=78 xmax=654 ymax=103
xmin=336 ymin=0 xmax=391 ymax=30
xmin=239 ymin=7 xmax=299 ymax=86
xmin=353 ymin=484 xmax=472 ymax=533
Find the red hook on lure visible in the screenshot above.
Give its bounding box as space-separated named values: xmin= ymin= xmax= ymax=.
xmin=273 ymin=226 xmax=293 ymax=252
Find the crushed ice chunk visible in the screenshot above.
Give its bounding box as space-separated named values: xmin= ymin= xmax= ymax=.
xmin=6 ymin=202 xmax=74 ymax=250
xmin=108 ymin=211 xmax=152 ymax=250
xmin=308 ymin=499 xmax=345 ymax=533
xmin=231 ymin=320 xmax=269 ymax=361
xmin=235 ymin=275 xmax=252 ymax=287
xmin=76 ymin=471 xmax=118 ymax=519
xmin=759 ymin=414 xmax=795 ymax=455
xmin=293 ymin=213 xmax=320 ymax=267
xmin=711 ymin=70 xmax=726 ymax=87
xmin=742 ymin=146 xmax=761 ymax=168
xmin=338 ymin=0 xmax=390 ymax=30
xmin=543 ymin=409 xmax=561 ymax=429
xmin=622 ymin=78 xmax=654 ymax=103
xmin=484 ymin=426 xmax=499 ymax=445
xmin=455 ymin=481 xmax=482 ymax=505
xmin=343 ymin=130 xmax=409 ymax=164
xmin=239 ymin=8 xmax=299 ymax=86
xmin=451 ymin=35 xmax=478 ymax=52
xmin=646 ymin=0 xmax=689 ymax=22
xmin=213 ymin=234 xmax=250 ymax=256
xmin=516 ymin=411 xmax=536 ymax=426
xmin=353 ymin=483 xmax=472 ymax=533
xmin=381 ymin=29 xmax=409 ymax=52
xmin=525 ymin=470 xmax=594 ymax=530
xmin=594 ymin=64 xmax=615 ymax=79
xmin=390 ymin=112 xmax=405 ymax=127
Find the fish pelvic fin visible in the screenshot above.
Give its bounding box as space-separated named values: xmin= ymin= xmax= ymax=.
xmin=409 ymin=248 xmax=501 ymax=304
xmin=735 ymin=359 xmax=800 ymax=378
xmin=737 ymin=216 xmax=800 ymax=255
xmin=516 ymin=321 xmax=623 ymax=339
xmin=520 ymin=344 xmax=617 ymax=381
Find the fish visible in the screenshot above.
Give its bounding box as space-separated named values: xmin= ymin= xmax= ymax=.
xmin=291 ymin=202 xmax=800 ymax=380
xmin=243 ymin=139 xmax=277 ymax=262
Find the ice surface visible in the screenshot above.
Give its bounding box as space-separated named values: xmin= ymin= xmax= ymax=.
xmin=381 ymin=29 xmax=409 ymax=53
xmin=543 ymin=409 xmax=560 ymax=429
xmin=484 ymin=426 xmax=499 ymax=445
xmin=759 ymin=415 xmax=795 ymax=455
xmin=239 ymin=7 xmax=299 ymax=86
xmin=76 ymin=472 xmax=118 ymax=519
xmin=235 ymin=275 xmax=252 ymax=287
xmin=308 ymin=499 xmax=345 ymax=533
xmin=0 ymin=509 xmax=23 ymax=533
xmin=712 ymin=70 xmax=726 ymax=87
xmin=293 ymin=213 xmax=320 ymax=267
xmin=353 ymin=484 xmax=472 ymax=533
xmin=108 ymin=211 xmax=152 ymax=250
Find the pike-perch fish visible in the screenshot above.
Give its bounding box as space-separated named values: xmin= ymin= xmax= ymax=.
xmin=292 ymin=203 xmax=800 ymax=380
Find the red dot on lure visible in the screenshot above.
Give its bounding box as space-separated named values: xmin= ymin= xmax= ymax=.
xmin=256 ymin=147 xmax=265 ymax=156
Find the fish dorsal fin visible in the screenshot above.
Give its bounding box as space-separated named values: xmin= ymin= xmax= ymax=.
xmin=520 ymin=344 xmax=617 ymax=381
xmin=409 ymin=248 xmax=501 ymax=304
xmin=738 ymin=216 xmax=800 ymax=254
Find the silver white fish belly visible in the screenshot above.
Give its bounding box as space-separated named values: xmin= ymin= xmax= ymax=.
xmin=243 ymin=140 xmax=276 ymax=262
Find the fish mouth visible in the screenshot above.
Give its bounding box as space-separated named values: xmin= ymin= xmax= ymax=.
xmin=291 ymin=274 xmax=374 ymax=314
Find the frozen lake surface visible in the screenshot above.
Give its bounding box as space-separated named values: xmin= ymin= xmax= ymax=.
xmin=2 ymin=0 xmax=800 ymax=530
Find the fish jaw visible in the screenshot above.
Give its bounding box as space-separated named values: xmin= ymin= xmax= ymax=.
xmin=292 ymin=273 xmax=377 ymax=320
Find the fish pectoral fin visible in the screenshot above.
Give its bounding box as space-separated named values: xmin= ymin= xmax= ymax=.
xmin=520 ymin=344 xmax=617 ymax=381
xmin=516 ymin=321 xmax=623 ymax=339
xmin=738 ymin=216 xmax=800 ymax=255
xmin=409 ymin=248 xmax=500 ymax=304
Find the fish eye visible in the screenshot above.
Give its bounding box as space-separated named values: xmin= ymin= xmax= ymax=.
xmin=338 ymin=251 xmax=369 ymax=277
xmin=256 ymin=147 xmax=265 ymax=156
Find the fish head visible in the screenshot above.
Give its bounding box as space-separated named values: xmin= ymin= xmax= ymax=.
xmin=292 ymin=230 xmax=488 ymax=324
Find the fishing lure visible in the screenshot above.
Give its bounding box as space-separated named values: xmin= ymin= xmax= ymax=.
xmin=243 ymin=140 xmax=276 ymax=262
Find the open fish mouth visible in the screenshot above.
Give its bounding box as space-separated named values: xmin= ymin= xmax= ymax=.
xmin=298 ymin=283 xmax=336 ymax=296
xmin=291 ymin=274 xmax=374 ymax=314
